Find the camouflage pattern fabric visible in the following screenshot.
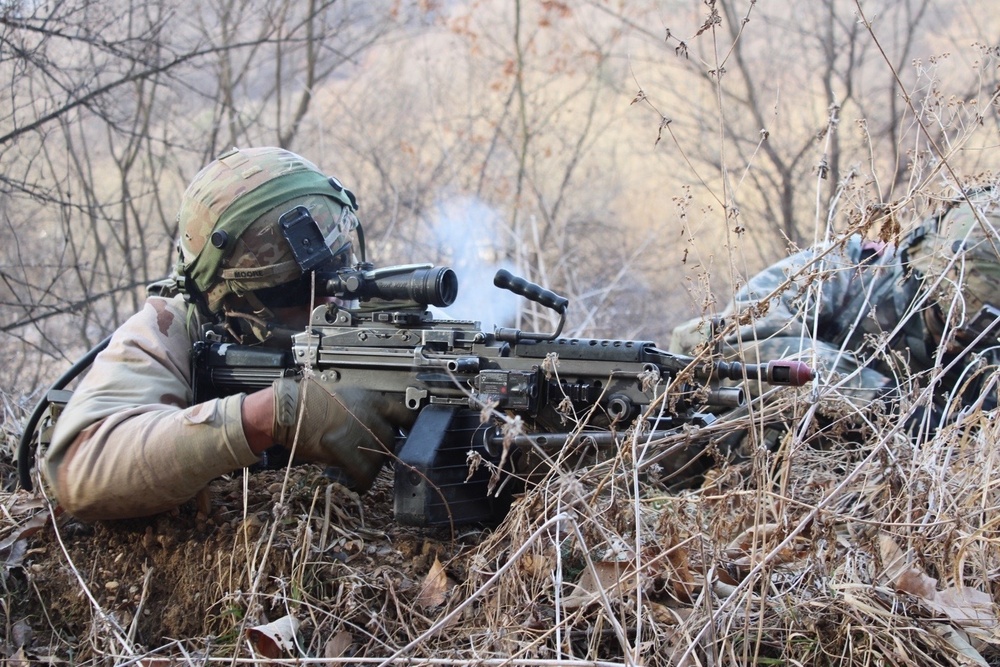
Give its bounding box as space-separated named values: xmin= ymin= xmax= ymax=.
xmin=177 ymin=147 xmax=358 ymax=315
xmin=907 ymin=188 xmax=1000 ymax=332
xmin=671 ymin=234 xmax=922 ymax=400
xmin=219 ymin=193 xmax=354 ymax=292
xmin=42 ymin=295 xmax=261 ymax=521
xmin=670 ymin=192 xmax=1000 ymax=407
xmin=42 ymin=147 xmax=370 ymax=520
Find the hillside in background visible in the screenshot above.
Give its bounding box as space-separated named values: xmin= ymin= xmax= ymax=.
xmin=2 ymin=0 xmax=998 ymax=396
xmin=2 ymin=1 xmax=1000 ymax=664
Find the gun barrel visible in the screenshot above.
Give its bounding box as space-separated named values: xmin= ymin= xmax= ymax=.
xmin=706 ymin=386 xmax=745 ymax=408
xmin=761 ymin=360 xmax=814 ymax=386
xmin=711 ymin=359 xmax=814 ymax=387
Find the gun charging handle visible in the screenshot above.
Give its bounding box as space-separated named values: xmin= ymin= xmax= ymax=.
xmin=493 ymin=269 xmax=570 ymax=342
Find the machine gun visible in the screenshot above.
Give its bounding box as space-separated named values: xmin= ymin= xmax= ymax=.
xmin=192 ymin=263 xmax=814 ymax=528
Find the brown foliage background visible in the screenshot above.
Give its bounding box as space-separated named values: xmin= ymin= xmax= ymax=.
xmin=2 ymin=0 xmax=1000 ymax=664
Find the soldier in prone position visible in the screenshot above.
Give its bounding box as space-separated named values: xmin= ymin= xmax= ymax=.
xmin=669 ymin=187 xmax=1000 ymax=440
xmin=43 ymin=147 xmax=414 ymax=521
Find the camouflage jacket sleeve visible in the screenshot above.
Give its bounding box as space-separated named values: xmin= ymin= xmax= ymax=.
xmin=42 ymin=295 xmax=260 ymax=521
xmin=670 ymin=235 xmax=899 ymax=397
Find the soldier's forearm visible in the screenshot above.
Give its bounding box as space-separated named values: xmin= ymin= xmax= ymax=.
xmin=51 ymin=396 xmax=260 ymax=521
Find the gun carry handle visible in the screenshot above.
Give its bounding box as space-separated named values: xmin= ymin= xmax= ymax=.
xmin=494 ymin=269 xmax=569 ymax=315
xmin=493 ymin=270 xmax=571 ymax=342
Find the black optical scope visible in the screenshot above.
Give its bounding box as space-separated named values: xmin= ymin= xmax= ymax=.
xmin=315 ymin=264 xmax=458 ymax=308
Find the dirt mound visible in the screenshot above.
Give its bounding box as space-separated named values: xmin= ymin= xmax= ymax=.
xmin=6 ymin=465 xmax=475 ymax=661
xmin=4 ymin=404 xmax=1000 ymax=665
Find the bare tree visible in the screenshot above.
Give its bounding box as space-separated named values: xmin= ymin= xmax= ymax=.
xmin=392 ymin=1 xmax=675 ymax=339
xmin=1 ymin=0 xmax=996 ymax=407
xmin=0 ymin=0 xmax=417 ymax=399
xmin=592 ymin=0 xmax=1000 ymax=340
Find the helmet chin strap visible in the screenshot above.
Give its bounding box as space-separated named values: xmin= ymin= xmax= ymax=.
xmin=218 ymin=292 xmax=276 ymax=343
xmin=355 ymin=215 xmax=367 ymax=263
xmin=242 ymin=291 xmax=280 ymax=343
xmin=219 ymin=309 xmax=268 ymax=344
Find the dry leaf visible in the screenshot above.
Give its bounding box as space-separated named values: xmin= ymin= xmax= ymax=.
xmin=325 ymin=630 xmax=353 ymax=658
xmin=640 ymin=605 xmax=698 ymax=667
xmin=665 ymin=547 xmax=696 ymax=601
xmin=11 ymin=618 xmax=32 ymax=649
xmin=7 ymin=646 xmax=30 ymax=667
xmin=5 ymin=493 xmax=47 ymax=516
xmin=712 ymin=580 xmax=740 ymax=598
xmin=724 ymin=522 xmax=806 ymax=576
xmin=929 ymin=623 xmax=990 ymax=666
xmin=415 ymin=556 xmax=450 ymax=609
xmin=2 ymin=540 xmax=28 ymax=577
xmin=246 ymin=615 xmax=300 ymax=659
xmin=895 ymin=568 xmax=938 ymax=599
xmin=648 ymin=601 xmax=683 ymax=625
xmin=715 ymin=565 xmax=740 ymax=586
xmin=1 ymin=513 xmax=50 ymax=562
xmin=879 ymin=533 xmax=999 ymax=639
xmin=517 ymin=553 xmax=550 ymax=579
xmin=645 ymin=542 xmax=698 ymax=603
xmin=877 ymin=533 xmax=910 ymax=585
xmin=929 ymin=586 xmax=999 ymax=639
xmin=726 ymin=522 xmax=782 ymax=552
xmin=562 ymin=561 xmax=625 ymax=609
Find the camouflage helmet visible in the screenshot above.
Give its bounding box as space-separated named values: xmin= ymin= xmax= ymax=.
xmin=907 ymin=188 xmax=1000 ymax=336
xmin=176 ymin=147 xmax=360 ymax=317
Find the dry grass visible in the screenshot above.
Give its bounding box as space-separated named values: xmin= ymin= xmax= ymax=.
xmin=3 ymin=2 xmax=1000 ymax=664
xmin=4 ymin=178 xmax=1000 ymax=665
xmin=5 ymin=185 xmax=1000 ymax=664
xmin=3 ymin=360 xmax=1000 ymax=666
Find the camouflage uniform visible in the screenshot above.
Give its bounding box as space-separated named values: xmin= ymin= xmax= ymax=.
xmin=670 ymin=190 xmax=1000 ymax=410
xmin=42 ymin=295 xmax=259 ymax=521
xmin=41 ymin=147 xmax=361 ymax=521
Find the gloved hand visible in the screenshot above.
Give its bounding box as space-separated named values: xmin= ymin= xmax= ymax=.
xmin=271 ymin=377 xmax=415 ymax=492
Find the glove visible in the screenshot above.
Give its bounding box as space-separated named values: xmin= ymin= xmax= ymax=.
xmin=271 ymin=377 xmax=415 ymax=492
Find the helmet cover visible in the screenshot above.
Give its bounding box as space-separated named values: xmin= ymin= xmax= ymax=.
xmin=908 ymin=188 xmax=1000 ymax=333
xmin=176 ymin=146 xmax=358 ymax=315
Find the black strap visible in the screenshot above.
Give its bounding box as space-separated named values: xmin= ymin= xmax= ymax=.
xmin=17 ymin=335 xmax=113 ymax=491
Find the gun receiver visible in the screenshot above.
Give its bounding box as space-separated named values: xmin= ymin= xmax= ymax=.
xmin=194 ymin=264 xmax=813 ymax=528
